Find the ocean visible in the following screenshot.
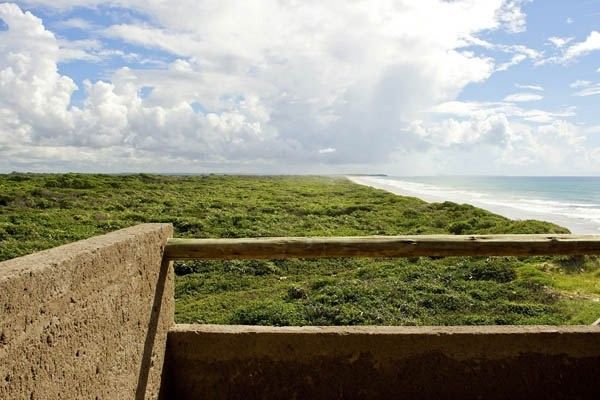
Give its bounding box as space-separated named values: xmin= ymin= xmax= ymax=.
xmin=348 ymin=176 xmax=600 ymax=234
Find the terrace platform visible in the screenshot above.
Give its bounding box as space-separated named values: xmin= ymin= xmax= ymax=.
xmin=1 ymin=224 xmax=599 ymax=399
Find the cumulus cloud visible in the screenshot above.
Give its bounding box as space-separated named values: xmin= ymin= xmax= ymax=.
xmin=0 ymin=1 xmax=598 ymax=174
xmin=410 ymin=113 xmax=589 ymax=173
xmin=0 ymin=4 xmax=77 ymax=138
xmin=496 ymin=0 xmax=529 ymax=33
xmin=0 ymin=3 xmax=282 ymax=166
xmin=1 ymin=1 xmax=519 ymax=169
xmin=0 ymin=4 xmax=284 ymax=160
xmin=411 ymin=114 xmax=512 ymax=148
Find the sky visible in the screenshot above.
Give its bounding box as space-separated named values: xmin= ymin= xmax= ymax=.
xmin=0 ymin=0 xmax=599 ymax=175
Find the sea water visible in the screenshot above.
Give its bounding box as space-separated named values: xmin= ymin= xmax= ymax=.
xmin=349 ymin=176 xmax=600 ymax=234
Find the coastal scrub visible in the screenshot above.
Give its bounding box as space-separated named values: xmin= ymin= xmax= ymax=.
xmin=1 ymin=173 xmax=597 ymax=325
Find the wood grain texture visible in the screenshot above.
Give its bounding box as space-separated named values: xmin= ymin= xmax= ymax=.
xmin=164 ymin=235 xmax=600 ymax=260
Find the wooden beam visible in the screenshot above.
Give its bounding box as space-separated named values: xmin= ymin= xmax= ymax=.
xmin=164 ymin=234 xmax=600 ymax=260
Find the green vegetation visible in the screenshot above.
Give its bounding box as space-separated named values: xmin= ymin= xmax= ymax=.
xmin=1 ymin=172 xmax=599 ymax=325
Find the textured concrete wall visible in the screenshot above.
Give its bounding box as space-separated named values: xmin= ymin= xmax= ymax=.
xmin=0 ymin=224 xmax=173 ymax=400
xmin=167 ymin=324 xmax=600 ymax=400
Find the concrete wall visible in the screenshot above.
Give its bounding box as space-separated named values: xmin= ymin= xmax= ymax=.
xmin=4 ymin=224 xmax=600 ymax=399
xmin=167 ymin=324 xmax=600 ymax=400
xmin=0 ymin=224 xmax=173 ymax=400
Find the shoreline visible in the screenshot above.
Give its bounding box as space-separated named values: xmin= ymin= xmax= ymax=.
xmin=347 ymin=176 xmax=600 ymax=234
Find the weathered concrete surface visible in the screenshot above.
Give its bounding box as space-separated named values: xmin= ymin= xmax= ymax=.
xmin=0 ymin=224 xmax=173 ymax=400
xmin=167 ymin=324 xmax=600 ymax=400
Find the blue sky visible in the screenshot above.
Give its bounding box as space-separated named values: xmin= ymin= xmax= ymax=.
xmin=460 ymin=0 xmax=600 ymax=126
xmin=1 ymin=1 xmax=600 ymax=174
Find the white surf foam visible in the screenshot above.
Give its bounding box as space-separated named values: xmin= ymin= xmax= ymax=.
xmin=348 ymin=176 xmax=600 ymax=234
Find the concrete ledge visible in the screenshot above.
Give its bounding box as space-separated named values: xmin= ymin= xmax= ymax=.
xmin=167 ymin=324 xmax=600 ymax=400
xmin=0 ymin=224 xmax=174 ymax=400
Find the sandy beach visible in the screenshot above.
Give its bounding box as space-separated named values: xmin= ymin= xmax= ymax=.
xmin=348 ymin=176 xmax=600 ymax=234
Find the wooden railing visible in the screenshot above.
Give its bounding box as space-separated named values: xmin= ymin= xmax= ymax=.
xmin=162 ymin=233 xmax=600 ymax=400
xmin=163 ymin=234 xmax=600 ymax=260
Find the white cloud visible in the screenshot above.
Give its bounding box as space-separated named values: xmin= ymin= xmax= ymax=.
xmin=102 ymin=24 xmax=200 ymax=57
xmin=500 ymin=44 xmax=542 ymax=60
xmin=515 ymin=83 xmax=543 ymax=91
xmin=519 ymin=107 xmax=576 ymax=123
xmin=573 ymin=83 xmax=600 ymax=97
xmin=496 ymin=54 xmax=527 ymax=71
xmin=411 ymin=114 xmax=512 ymax=147
xmin=563 ymin=31 xmax=600 ymax=61
xmin=496 ymin=0 xmax=529 ymax=33
xmin=538 ymin=31 xmax=600 ymax=65
xmin=57 ymin=38 xmax=103 ymax=62
xmin=538 ymin=120 xmax=585 ymax=146
xmin=569 ymin=80 xmax=600 ymax=97
xmin=584 ymin=125 xmax=600 ymax=135
xmin=55 ymin=17 xmax=95 ymax=30
xmin=548 ymin=36 xmax=573 ymax=48
xmin=431 ymin=100 xmax=575 ymax=124
xmin=410 ymin=114 xmax=590 ymax=173
xmin=1 ymin=1 xmax=520 ymax=169
xmin=489 ymin=43 xmax=541 ymax=70
xmin=318 ymin=147 xmax=336 ymax=154
xmin=2 ymin=1 xmax=598 ymax=174
xmin=570 ymin=80 xmax=592 ymax=89
xmin=169 ymin=59 xmax=193 ymax=73
xmin=0 ymin=4 xmax=76 ymax=137
xmin=0 ymin=3 xmax=279 ymax=162
xmin=503 ymin=92 xmax=543 ymax=102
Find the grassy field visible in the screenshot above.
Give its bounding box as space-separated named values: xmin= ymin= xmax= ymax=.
xmin=1 ymin=173 xmax=599 ymax=325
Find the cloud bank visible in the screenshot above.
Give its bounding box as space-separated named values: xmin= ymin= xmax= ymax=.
xmin=0 ymin=1 xmax=598 ymax=174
